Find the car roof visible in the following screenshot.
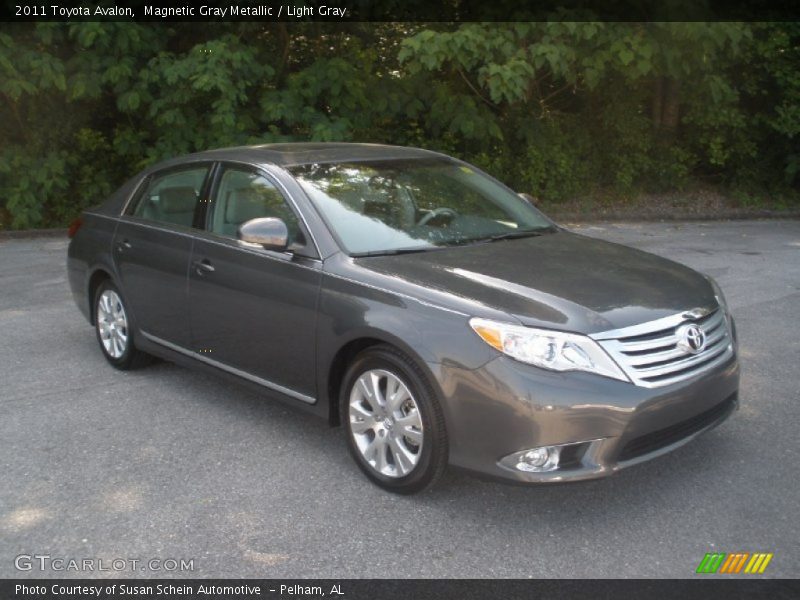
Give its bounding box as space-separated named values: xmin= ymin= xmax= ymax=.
xmin=93 ymin=143 xmax=456 ymax=219
xmin=162 ymin=143 xmax=450 ymax=169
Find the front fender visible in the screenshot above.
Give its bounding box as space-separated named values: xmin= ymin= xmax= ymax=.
xmin=316 ymin=269 xmax=500 ymax=421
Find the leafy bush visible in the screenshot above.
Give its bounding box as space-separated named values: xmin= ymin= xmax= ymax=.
xmin=0 ymin=22 xmax=798 ymax=229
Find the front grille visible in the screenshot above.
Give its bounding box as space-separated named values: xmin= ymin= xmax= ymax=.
xmin=594 ymin=308 xmax=734 ymax=388
xmin=618 ymin=393 xmax=737 ymax=461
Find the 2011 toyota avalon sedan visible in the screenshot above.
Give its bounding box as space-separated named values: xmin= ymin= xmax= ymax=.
xmin=67 ymin=143 xmax=739 ymax=493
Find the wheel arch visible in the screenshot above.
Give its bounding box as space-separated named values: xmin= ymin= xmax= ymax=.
xmin=323 ymin=330 xmax=441 ymax=427
xmin=87 ymin=267 xmax=114 ymax=325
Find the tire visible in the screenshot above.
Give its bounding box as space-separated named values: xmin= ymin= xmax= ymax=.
xmin=340 ymin=344 xmax=448 ymax=494
xmin=93 ymin=280 xmax=151 ymax=370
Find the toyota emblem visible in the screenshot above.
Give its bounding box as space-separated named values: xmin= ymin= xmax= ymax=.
xmin=677 ymin=324 xmax=706 ymax=354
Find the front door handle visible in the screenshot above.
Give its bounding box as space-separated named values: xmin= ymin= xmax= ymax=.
xmin=193 ymin=259 xmax=215 ymax=275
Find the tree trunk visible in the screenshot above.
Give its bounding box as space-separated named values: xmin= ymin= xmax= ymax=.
xmin=661 ymin=77 xmax=681 ymax=131
xmin=651 ymin=76 xmax=680 ymax=132
xmin=651 ymin=77 xmax=663 ymax=128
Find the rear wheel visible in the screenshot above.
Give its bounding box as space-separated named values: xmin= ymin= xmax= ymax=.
xmin=94 ymin=281 xmax=151 ymax=370
xmin=341 ymin=345 xmax=448 ymax=494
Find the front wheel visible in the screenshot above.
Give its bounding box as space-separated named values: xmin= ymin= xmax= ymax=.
xmin=341 ymin=345 xmax=448 ymax=494
xmin=94 ymin=280 xmax=151 ymax=370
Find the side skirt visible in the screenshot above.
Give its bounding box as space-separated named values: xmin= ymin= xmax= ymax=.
xmin=134 ymin=331 xmax=329 ymax=420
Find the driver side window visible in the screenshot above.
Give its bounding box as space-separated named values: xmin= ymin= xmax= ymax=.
xmin=209 ymin=167 xmax=303 ymax=245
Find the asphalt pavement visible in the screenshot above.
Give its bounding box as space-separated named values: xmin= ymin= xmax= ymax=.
xmin=0 ymin=220 xmax=798 ymax=578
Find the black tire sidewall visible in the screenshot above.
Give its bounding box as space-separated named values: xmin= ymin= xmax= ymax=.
xmin=340 ymin=346 xmax=447 ymax=494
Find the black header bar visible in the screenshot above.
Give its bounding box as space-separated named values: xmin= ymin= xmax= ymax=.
xmin=3 ymin=0 xmax=800 ymax=22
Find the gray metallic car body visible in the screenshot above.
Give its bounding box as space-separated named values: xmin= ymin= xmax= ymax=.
xmin=67 ymin=143 xmax=739 ymax=484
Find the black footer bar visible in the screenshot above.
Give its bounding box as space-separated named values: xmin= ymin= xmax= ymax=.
xmin=3 ymin=579 xmax=800 ymax=600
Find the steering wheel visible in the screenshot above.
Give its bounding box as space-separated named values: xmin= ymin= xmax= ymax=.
xmin=417 ymin=207 xmax=457 ymax=227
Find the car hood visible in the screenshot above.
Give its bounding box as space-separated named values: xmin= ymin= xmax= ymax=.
xmin=353 ymin=231 xmax=718 ymax=334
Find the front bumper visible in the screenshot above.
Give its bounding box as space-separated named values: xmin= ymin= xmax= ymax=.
xmin=430 ymin=350 xmax=739 ymax=483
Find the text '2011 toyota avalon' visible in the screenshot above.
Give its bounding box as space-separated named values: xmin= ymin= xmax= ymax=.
xmin=67 ymin=143 xmax=739 ymax=493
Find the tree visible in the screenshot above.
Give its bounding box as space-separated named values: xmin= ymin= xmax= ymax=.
xmin=0 ymin=22 xmax=797 ymax=229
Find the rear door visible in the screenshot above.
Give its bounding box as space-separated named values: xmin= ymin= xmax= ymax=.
xmin=187 ymin=164 xmax=322 ymax=403
xmin=113 ymin=163 xmax=212 ymax=348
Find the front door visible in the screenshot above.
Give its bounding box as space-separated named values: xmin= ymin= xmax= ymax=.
xmin=187 ymin=165 xmax=321 ymax=403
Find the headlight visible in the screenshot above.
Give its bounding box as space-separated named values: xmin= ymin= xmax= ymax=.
xmin=469 ymin=318 xmax=629 ymax=382
xmin=707 ymin=276 xmax=729 ymax=314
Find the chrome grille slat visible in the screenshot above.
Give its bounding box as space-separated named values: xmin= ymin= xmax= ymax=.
xmin=702 ymin=327 xmax=727 ymax=347
xmin=697 ymin=310 xmax=724 ymax=329
xmin=617 ymin=334 xmax=678 ymax=352
xmin=624 ymin=328 xmax=728 ymax=368
xmin=625 ymin=345 xmax=691 ymax=366
xmin=635 ymin=350 xmax=734 ymax=388
xmin=593 ymin=308 xmax=734 ymax=388
xmin=633 ymin=343 xmax=728 ymax=377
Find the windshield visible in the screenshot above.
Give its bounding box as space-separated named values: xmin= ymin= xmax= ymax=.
xmin=289 ymin=159 xmax=555 ymax=256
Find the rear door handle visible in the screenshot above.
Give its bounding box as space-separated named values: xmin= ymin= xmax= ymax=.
xmin=193 ymin=259 xmax=215 ymax=275
xmin=115 ymin=239 xmax=132 ymax=253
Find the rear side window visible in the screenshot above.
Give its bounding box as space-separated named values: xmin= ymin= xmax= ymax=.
xmin=127 ymin=166 xmax=210 ymax=228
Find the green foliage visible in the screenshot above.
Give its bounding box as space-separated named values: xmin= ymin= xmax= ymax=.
xmin=0 ymin=21 xmax=798 ymax=229
xmin=400 ymin=21 xmax=797 ymax=202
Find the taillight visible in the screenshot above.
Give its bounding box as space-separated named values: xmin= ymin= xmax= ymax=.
xmin=68 ymin=217 xmax=83 ymax=239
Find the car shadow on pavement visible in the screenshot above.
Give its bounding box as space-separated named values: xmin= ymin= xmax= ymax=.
xmin=137 ymin=355 xmax=743 ymax=529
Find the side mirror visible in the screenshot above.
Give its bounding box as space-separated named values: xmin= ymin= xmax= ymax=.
xmin=518 ymin=192 xmax=538 ymax=206
xmin=238 ymin=217 xmax=289 ymax=251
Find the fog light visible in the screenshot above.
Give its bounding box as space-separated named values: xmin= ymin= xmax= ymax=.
xmin=515 ymin=445 xmax=560 ymax=472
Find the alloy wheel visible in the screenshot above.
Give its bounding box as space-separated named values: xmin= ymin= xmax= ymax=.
xmin=348 ymin=369 xmax=424 ymax=478
xmin=96 ymin=289 xmax=129 ymax=359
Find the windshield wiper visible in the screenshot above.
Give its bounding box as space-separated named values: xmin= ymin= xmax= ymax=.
xmin=351 ymin=227 xmax=557 ymax=256
xmin=351 ymin=246 xmax=436 ymax=258
xmin=473 ymin=226 xmax=557 ymax=244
